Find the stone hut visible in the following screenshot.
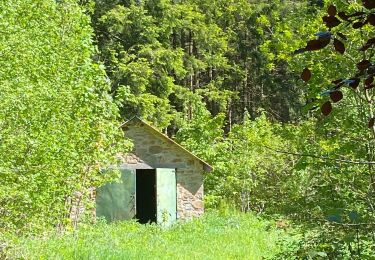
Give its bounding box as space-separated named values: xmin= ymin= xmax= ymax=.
xmin=95 ymin=117 xmax=212 ymax=225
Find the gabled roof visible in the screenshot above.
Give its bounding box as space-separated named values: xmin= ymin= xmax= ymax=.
xmin=121 ymin=117 xmax=213 ymax=172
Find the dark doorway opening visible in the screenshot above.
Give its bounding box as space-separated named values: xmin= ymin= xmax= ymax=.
xmin=136 ymin=169 xmax=156 ymax=223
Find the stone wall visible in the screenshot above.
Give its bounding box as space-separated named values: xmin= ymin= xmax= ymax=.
xmin=122 ymin=119 xmax=204 ymax=219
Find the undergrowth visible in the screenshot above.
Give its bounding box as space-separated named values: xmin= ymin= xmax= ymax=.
xmin=3 ymin=211 xmax=299 ymax=259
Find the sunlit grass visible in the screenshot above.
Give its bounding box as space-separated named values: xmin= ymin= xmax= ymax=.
xmin=8 ymin=211 xmax=294 ymax=259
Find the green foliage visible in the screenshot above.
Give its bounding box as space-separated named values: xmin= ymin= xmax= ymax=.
xmin=177 ymin=108 xmax=375 ymax=257
xmin=4 ymin=211 xmax=298 ymax=259
xmin=206 ymin=114 xmax=295 ymax=212
xmin=176 ymin=110 xmax=225 ymax=163
xmin=251 ymin=1 xmax=375 ymax=257
xmin=0 ymin=0 xmax=127 ymax=234
xmin=286 ymin=109 xmax=375 ymax=258
xmin=2 ymin=0 xmax=375 ymax=258
xmin=90 ymin=0 xmax=304 ymax=128
xmin=177 ymin=112 xmax=297 ymax=213
xmin=90 ymin=0 xmax=375 ymax=257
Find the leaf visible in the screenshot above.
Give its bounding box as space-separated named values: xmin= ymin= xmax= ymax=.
xmin=343 ymin=78 xmax=360 ymax=89
xmin=357 ymin=59 xmax=371 ymax=71
xmin=363 ymin=0 xmax=375 ymax=9
xmin=365 ymin=76 xmax=374 ymax=86
xmin=338 ymin=12 xmax=349 ymax=21
xmin=321 ymin=101 xmax=332 ymax=116
xmin=352 ymin=21 xmax=364 ymax=29
xmin=320 ymin=90 xmax=331 ymax=97
xmin=322 ymin=15 xmax=341 ymax=29
xmin=314 ymin=31 xmax=331 ymax=39
xmin=368 ymin=65 xmax=375 ymax=75
xmin=328 ymin=5 xmax=337 ymax=16
xmin=333 ymin=38 xmax=345 ymax=54
xmin=331 ymin=79 xmax=345 ymax=90
xmin=326 ymin=214 xmax=341 ymax=222
xmin=367 ymin=37 xmax=375 ymax=45
xmin=348 ymin=211 xmax=360 ymax=222
xmin=350 ymin=78 xmax=360 ymax=88
xmin=360 ymin=37 xmax=375 ymax=51
xmin=360 ymin=43 xmax=372 ymax=51
xmin=369 ymin=14 xmax=375 ymax=26
xmin=369 ymin=118 xmax=375 ymax=128
xmin=330 ymin=91 xmax=343 ymax=103
xmin=306 ymin=38 xmax=330 ymax=51
xmin=301 ymin=67 xmax=312 ymax=82
xmin=334 ymin=82 xmax=345 ymax=88
xmin=332 ymin=78 xmax=343 ymax=85
xmin=355 ymin=70 xmax=365 ymax=78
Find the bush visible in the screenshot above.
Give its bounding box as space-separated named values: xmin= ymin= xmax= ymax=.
xmin=0 ymin=0 xmax=127 ymax=234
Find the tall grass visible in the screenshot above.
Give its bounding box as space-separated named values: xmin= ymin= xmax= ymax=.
xmin=6 ymin=211 xmax=296 ymax=259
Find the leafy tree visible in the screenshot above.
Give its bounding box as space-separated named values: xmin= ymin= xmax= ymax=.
xmin=89 ymin=0 xmax=306 ymax=131
xmin=176 ymin=1 xmax=375 ymax=256
xmin=0 ymin=0 xmax=127 ymax=233
xmin=177 ymin=112 xmax=298 ymax=213
xmin=295 ymin=1 xmax=375 ymax=137
xmin=292 ymin=1 xmax=375 ymax=257
xmin=260 ymin=1 xmax=375 ymax=257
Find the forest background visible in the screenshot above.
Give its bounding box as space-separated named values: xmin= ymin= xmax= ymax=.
xmin=1 ymin=0 xmax=374 ymax=258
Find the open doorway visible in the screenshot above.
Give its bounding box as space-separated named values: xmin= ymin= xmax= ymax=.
xmin=136 ymin=169 xmax=156 ymax=223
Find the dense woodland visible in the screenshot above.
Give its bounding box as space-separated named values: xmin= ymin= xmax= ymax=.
xmin=1 ymin=0 xmax=375 ymax=258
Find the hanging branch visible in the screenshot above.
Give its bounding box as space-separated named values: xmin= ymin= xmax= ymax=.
xmin=294 ymin=2 xmax=375 ymax=138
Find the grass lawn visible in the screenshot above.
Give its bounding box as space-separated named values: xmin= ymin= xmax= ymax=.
xmin=6 ymin=211 xmax=296 ymax=259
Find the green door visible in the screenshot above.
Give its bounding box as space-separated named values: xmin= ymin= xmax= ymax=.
xmin=156 ymin=168 xmax=177 ymax=226
xmin=96 ymin=169 xmax=136 ymax=222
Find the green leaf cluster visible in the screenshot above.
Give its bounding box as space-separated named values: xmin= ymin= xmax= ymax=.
xmin=91 ymin=0 xmax=305 ymax=127
xmin=0 ymin=0 xmax=128 ymax=233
